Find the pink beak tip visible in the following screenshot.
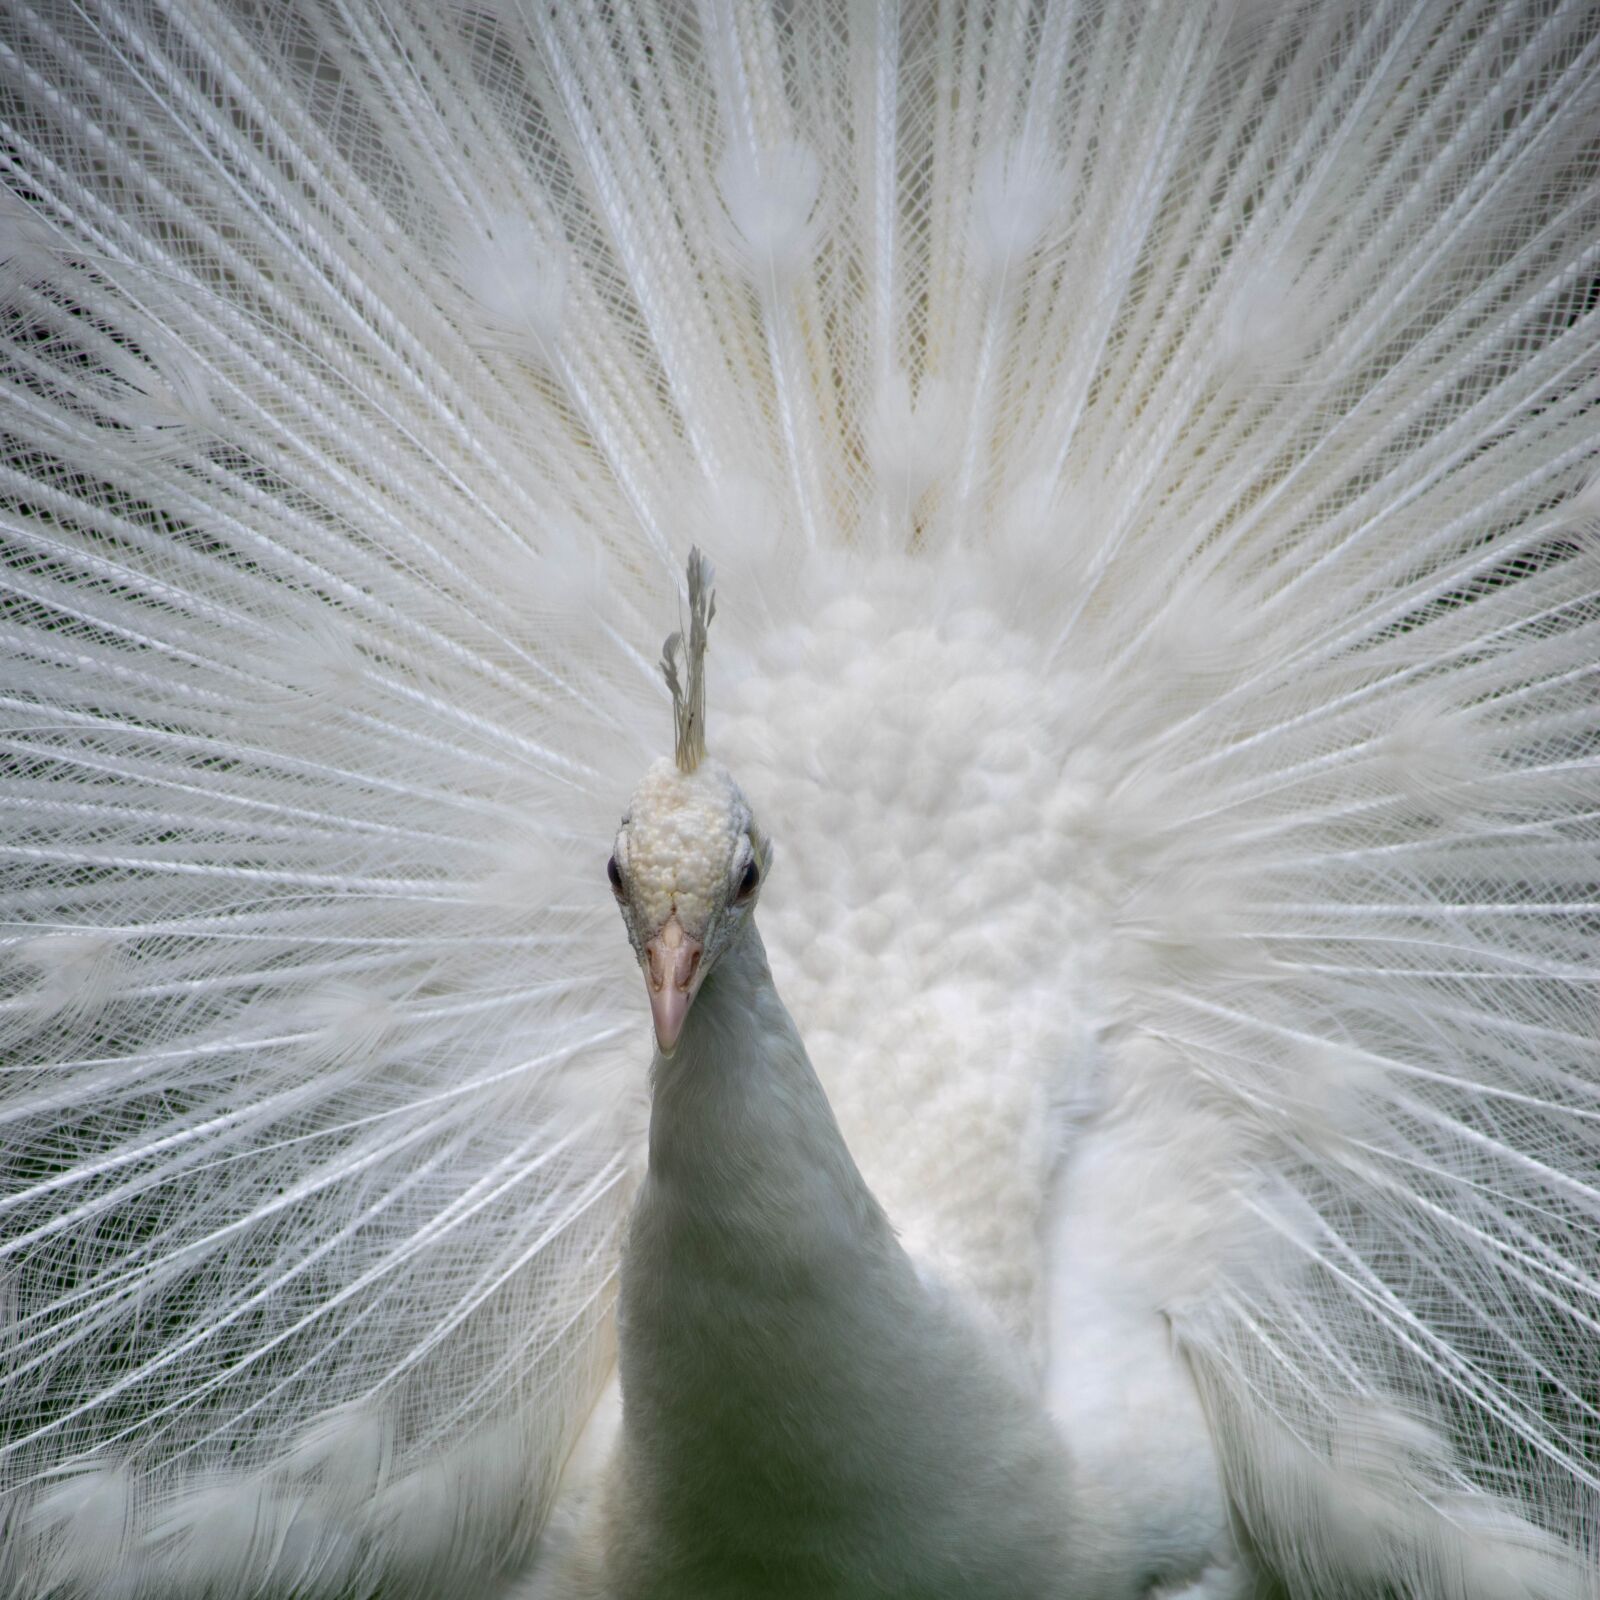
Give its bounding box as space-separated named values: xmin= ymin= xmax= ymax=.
xmin=643 ymin=917 xmax=704 ymax=1056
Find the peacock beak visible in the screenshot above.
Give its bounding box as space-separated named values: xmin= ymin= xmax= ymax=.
xmin=643 ymin=914 xmax=704 ymax=1055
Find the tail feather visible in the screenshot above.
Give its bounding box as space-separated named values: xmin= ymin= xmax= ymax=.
xmin=1205 ymin=1387 xmax=1591 ymax=1600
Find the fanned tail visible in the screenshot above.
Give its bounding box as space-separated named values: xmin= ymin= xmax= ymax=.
xmin=1 ymin=2 xmax=1597 ymax=1596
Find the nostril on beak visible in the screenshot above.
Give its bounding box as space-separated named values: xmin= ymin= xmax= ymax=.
xmin=641 ymin=916 xmax=706 ymax=1055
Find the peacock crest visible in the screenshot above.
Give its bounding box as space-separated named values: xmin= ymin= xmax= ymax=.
xmin=661 ymin=547 xmax=716 ymax=775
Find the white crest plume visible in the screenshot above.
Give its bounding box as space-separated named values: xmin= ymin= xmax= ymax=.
xmin=661 ymin=547 xmax=715 ymax=774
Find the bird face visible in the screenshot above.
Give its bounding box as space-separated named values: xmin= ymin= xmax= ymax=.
xmin=609 ymin=756 xmax=770 ymax=1055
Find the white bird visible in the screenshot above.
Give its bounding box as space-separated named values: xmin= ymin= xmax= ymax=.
xmin=533 ymin=553 xmax=1109 ymax=1599
xmin=0 ymin=2 xmax=1597 ymax=1597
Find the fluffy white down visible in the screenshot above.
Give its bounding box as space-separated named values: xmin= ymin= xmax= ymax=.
xmin=0 ymin=0 xmax=1597 ymax=1596
xmin=721 ymin=571 xmax=1095 ymax=1340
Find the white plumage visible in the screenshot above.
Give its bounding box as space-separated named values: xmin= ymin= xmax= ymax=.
xmin=0 ymin=1 xmax=1597 ymax=1595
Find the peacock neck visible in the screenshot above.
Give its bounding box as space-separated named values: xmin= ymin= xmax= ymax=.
xmin=643 ymin=921 xmax=883 ymax=1216
xmin=640 ymin=921 xmax=887 ymax=1248
xmin=609 ymin=921 xmax=1082 ymax=1598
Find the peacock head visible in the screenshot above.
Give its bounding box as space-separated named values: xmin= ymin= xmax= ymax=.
xmin=608 ymin=551 xmax=771 ymax=1056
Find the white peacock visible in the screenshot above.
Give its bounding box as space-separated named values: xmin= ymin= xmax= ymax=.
xmin=0 ymin=2 xmax=1596 ymax=1597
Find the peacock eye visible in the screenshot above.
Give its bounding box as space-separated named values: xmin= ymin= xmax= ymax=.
xmin=736 ymin=859 xmax=759 ymax=900
xmin=607 ymin=855 xmax=623 ymax=893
